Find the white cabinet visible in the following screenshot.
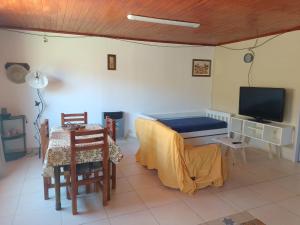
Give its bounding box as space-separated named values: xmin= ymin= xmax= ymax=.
xmin=230 ymin=117 xmax=243 ymax=134
xmin=230 ymin=117 xmax=294 ymax=158
xmin=243 ymin=120 xmax=264 ymax=140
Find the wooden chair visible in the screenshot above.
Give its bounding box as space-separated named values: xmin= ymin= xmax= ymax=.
xmin=61 ymin=112 xmax=88 ymax=126
xmin=67 ymin=129 xmax=109 ymax=215
xmin=41 ymin=119 xmax=70 ymax=200
xmin=105 ymin=116 xmax=117 ymax=197
xmin=41 ymin=119 xmax=51 ymax=200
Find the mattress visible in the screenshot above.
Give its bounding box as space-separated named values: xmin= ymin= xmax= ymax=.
xmin=158 ymin=117 xmax=227 ymax=133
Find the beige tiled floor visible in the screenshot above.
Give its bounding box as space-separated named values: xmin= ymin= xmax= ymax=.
xmin=2 ymin=138 xmax=300 ymax=225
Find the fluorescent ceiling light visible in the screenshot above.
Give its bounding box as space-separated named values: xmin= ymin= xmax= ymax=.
xmin=127 ymin=14 xmax=200 ymax=28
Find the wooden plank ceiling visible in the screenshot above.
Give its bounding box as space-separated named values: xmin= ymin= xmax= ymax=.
xmin=0 ymin=0 xmax=300 ymax=45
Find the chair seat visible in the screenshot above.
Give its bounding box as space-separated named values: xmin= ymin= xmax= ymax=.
xmin=64 ymin=162 xmax=102 ymax=174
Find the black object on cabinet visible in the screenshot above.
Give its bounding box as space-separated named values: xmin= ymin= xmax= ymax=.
xmin=0 ymin=115 xmax=27 ymax=161
xmin=103 ymin=111 xmax=124 ymax=139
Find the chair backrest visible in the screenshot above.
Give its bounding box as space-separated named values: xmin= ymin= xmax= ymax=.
xmin=40 ymin=119 xmax=49 ymax=161
xmin=61 ymin=112 xmax=88 ymax=126
xmin=70 ymin=128 xmax=109 ymax=177
xmin=105 ymin=116 xmax=116 ymax=142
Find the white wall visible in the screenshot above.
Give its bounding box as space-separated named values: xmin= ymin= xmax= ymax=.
xmin=0 ymin=29 xmax=214 ymax=149
xmin=212 ymin=31 xmax=300 ymax=161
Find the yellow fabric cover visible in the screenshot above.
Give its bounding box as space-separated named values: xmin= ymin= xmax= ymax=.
xmin=135 ymin=118 xmax=227 ymax=194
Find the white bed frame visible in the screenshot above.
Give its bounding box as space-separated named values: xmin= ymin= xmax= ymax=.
xmin=183 ymin=109 xmax=231 ymax=146
xmin=138 ymin=109 xmax=231 ymax=146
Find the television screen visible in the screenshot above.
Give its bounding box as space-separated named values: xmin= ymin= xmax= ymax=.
xmin=239 ymin=87 xmax=285 ymax=122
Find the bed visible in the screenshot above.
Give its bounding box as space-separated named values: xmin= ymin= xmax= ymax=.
xmin=138 ymin=109 xmax=231 ymax=146
xmin=135 ymin=116 xmax=229 ymax=193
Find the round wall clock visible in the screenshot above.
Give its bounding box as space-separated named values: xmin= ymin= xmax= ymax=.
xmin=243 ymin=52 xmax=254 ymax=63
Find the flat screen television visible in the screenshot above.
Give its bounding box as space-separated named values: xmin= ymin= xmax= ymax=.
xmin=239 ymin=87 xmax=285 ymax=122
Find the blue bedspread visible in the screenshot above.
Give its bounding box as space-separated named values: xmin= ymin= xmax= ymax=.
xmin=158 ymin=117 xmax=227 ymax=133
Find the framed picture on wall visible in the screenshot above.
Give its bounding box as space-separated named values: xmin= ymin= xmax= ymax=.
xmin=192 ymin=59 xmax=211 ymax=77
xmin=107 ymin=54 xmax=116 ymax=70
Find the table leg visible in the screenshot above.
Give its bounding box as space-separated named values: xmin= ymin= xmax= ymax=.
xmin=54 ymin=166 xmax=61 ymax=210
xmin=107 ymin=161 xmax=111 ymax=201
xmin=231 ymin=149 xmax=237 ymax=166
xmin=276 ymin=145 xmax=282 ymax=159
xmin=224 ymin=146 xmax=233 ymax=177
xmin=241 ymin=148 xmax=247 ymax=163
xmin=268 ymin=143 xmax=273 ymax=159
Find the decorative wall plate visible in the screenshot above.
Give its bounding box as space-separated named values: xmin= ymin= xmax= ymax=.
xmin=5 ymin=63 xmax=30 ymax=84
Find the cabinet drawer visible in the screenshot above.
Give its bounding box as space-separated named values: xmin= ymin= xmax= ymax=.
xmin=263 ymin=125 xmax=282 ymax=145
xmin=243 ymin=121 xmax=263 ymax=139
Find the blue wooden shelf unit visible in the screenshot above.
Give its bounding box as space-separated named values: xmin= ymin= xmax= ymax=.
xmin=0 ymin=115 xmax=27 ymax=161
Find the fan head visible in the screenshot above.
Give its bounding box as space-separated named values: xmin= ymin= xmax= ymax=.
xmin=25 ymin=71 xmax=48 ymax=89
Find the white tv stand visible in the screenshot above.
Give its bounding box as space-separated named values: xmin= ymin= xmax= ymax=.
xmin=230 ymin=116 xmax=294 ymax=159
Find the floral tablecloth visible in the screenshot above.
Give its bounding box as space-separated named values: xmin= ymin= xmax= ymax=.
xmin=42 ymin=124 xmax=123 ymax=177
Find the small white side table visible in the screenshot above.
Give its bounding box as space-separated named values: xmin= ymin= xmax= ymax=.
xmin=212 ymin=136 xmax=249 ymax=164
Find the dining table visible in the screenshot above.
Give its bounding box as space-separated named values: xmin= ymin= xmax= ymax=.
xmin=42 ymin=124 xmax=123 ymax=210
